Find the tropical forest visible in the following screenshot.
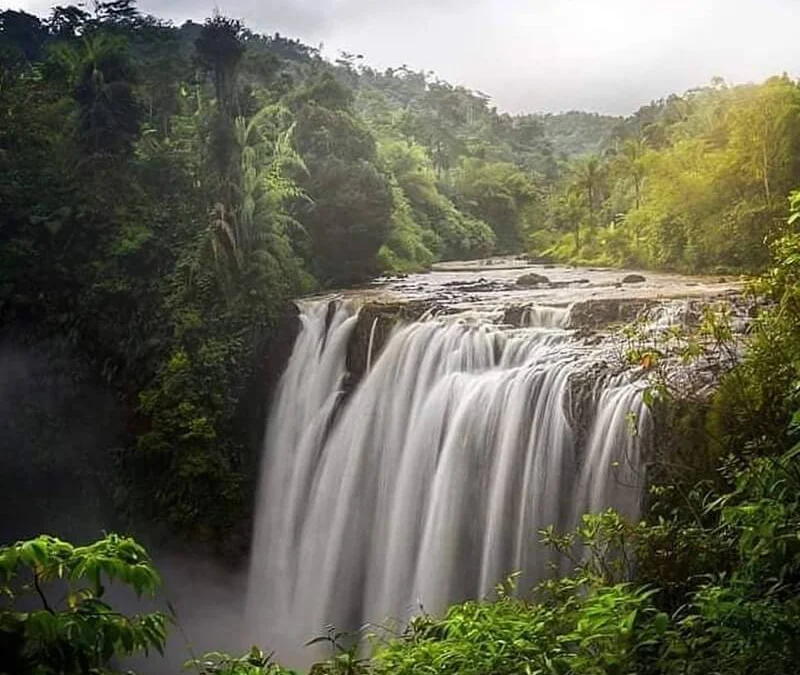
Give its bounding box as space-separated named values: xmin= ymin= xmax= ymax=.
xmin=3 ymin=1 xmax=800 ymax=674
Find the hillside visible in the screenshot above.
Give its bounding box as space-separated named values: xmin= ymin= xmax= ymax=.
xmin=540 ymin=110 xmax=622 ymax=157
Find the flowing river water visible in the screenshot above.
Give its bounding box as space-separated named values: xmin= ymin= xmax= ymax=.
xmin=244 ymin=259 xmax=741 ymax=665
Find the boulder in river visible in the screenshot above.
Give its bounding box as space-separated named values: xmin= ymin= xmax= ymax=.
xmin=516 ymin=272 xmax=550 ymax=287
xmin=444 ymin=277 xmax=508 ymax=292
xmin=568 ymin=298 xmax=657 ymax=330
xmin=621 ymin=273 xmax=646 ymax=284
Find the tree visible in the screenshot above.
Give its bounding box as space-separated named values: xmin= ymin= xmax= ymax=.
xmin=0 ymin=10 xmax=48 ymax=64
xmin=195 ymin=14 xmax=245 ymax=118
xmin=724 ymin=76 xmax=800 ymax=210
xmin=613 ymin=137 xmax=647 ymax=210
xmin=454 ymin=158 xmax=540 ymax=252
xmin=570 ymin=155 xmax=607 ymax=226
xmin=0 ymin=534 xmax=167 ymax=675
xmin=70 ymin=33 xmax=140 ymax=155
xmin=94 ymin=0 xmax=140 ymax=27
xmin=47 ymin=5 xmax=90 ymax=39
xmin=290 ymin=68 xmax=394 ymax=285
xmin=548 ymin=189 xmax=587 ymax=254
xmin=378 ymin=138 xmax=494 ymax=261
xmin=299 ymin=157 xmax=392 ymax=285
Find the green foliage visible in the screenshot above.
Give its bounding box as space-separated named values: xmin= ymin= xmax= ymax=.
xmin=538 ymin=77 xmax=800 ymax=273
xmin=453 ymin=158 xmax=542 ymax=252
xmin=0 ymin=5 xmax=309 ymax=545
xmin=298 ymin=156 xmax=392 ymax=285
xmin=187 ymin=646 xmax=298 ymax=675
xmin=290 ymin=74 xmax=394 ymax=284
xmin=195 ymin=14 xmax=245 ymax=113
xmin=376 ymin=180 xmax=435 ymax=273
xmin=307 ymin=628 xmax=370 ymax=675
xmin=376 ymin=138 xmax=495 ymax=263
xmin=540 ymin=111 xmax=621 ymax=158
xmin=0 ymin=534 xmax=167 ymax=675
xmin=70 ymin=33 xmax=141 ymax=156
xmin=372 ymin=548 xmax=666 ymax=675
xmin=706 ymin=193 xmax=800 ymax=457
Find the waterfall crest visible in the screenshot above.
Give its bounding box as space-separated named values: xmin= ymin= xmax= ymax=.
xmin=246 ymin=300 xmax=650 ymax=664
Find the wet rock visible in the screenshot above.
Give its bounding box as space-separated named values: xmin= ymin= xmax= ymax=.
xmin=501 ymin=305 xmax=527 ymax=327
xmin=443 ymin=278 xmax=509 ymax=293
xmin=548 ymin=278 xmax=591 ymax=289
xmin=568 ymin=298 xmax=658 ymax=330
xmin=258 ymin=300 xmax=301 ymax=434
xmin=622 ymin=273 xmax=646 ymax=284
xmin=516 ymin=272 xmax=550 ymax=287
xmin=582 ymin=333 xmax=604 ymax=346
xmin=263 ymin=302 xmax=301 ymax=385
xmin=346 ymin=300 xmax=437 ymax=386
xmin=565 ymin=361 xmax=617 ymax=451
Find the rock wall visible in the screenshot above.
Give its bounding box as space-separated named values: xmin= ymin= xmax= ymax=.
xmin=345 ymin=300 xmax=438 ymax=387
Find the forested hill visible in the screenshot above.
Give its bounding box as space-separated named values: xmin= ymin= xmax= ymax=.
xmin=539 ymin=111 xmax=621 ymax=157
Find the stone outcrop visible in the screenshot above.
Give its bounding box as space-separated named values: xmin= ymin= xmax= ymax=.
xmin=500 ymin=304 xmax=528 ymax=327
xmin=443 ymin=278 xmax=509 ymax=292
xmin=516 ymin=272 xmax=551 ymax=287
xmin=346 ymin=300 xmax=438 ymax=387
xmin=621 ymin=273 xmax=646 ymax=284
xmin=567 ymin=298 xmax=658 ymax=331
xmin=261 ymin=301 xmax=301 ymax=395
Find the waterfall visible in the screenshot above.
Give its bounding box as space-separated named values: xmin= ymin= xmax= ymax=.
xmin=523 ymin=303 xmax=572 ymax=328
xmin=246 ymin=300 xmax=650 ymax=665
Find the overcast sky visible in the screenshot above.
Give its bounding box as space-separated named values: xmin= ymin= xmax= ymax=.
xmin=7 ymin=0 xmax=800 ymax=114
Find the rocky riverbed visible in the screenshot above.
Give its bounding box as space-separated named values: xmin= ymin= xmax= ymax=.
xmin=288 ymin=258 xmax=748 ymax=396
xmin=308 ymin=257 xmax=743 ymax=326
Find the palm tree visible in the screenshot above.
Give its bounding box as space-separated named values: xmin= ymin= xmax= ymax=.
xmin=203 ymin=104 xmax=307 ymax=290
xmin=195 ymin=13 xmax=244 ymax=118
xmin=616 ymin=138 xmax=647 ymax=209
xmin=53 ymin=33 xmax=140 ymax=155
xmin=233 ymin=104 xmax=306 ymax=263
xmin=571 ymin=155 xmax=606 ymax=226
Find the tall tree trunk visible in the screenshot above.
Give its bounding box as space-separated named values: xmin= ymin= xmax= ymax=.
xmin=761 ymin=131 xmax=771 ymax=209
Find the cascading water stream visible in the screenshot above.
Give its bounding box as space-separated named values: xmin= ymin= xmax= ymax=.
xmin=246 ymin=300 xmax=651 ymax=665
xmin=522 ymin=303 xmax=572 ymax=328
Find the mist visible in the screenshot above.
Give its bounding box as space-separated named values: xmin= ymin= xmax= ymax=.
xmin=0 ymin=341 xmax=250 ymax=673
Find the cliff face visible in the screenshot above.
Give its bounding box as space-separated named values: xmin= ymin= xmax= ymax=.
xmin=345 ymin=300 xmax=440 ymax=386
